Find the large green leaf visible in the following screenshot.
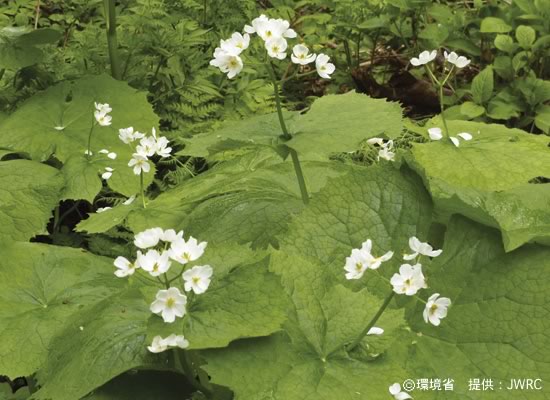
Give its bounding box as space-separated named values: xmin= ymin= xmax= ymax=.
xmin=201 ymin=165 xmax=433 ymax=399
xmin=0 ymin=74 xmax=157 ymax=200
xmin=0 ymin=27 xmax=61 ymax=70
xmin=0 ymin=242 xmax=123 ymax=378
xmin=407 ymin=216 xmax=550 ymax=399
xmin=180 ymin=92 xmax=403 ymax=161
xmin=0 ymin=160 xmax=63 ymax=243
xmin=407 ymin=118 xmax=550 ymax=251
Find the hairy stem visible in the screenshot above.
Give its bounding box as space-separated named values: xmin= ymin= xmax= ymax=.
xmin=86 ymin=115 xmax=96 ymax=160
xmin=103 ymin=0 xmax=122 ymax=80
xmin=347 ymin=291 xmax=395 ymax=352
xmin=140 ymin=171 xmax=147 ymax=208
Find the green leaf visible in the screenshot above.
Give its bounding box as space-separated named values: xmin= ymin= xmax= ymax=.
xmin=407 ymin=118 xmax=550 ymax=250
xmin=77 ymin=201 xmax=139 ymax=234
xmin=516 ymin=25 xmax=537 ymax=48
xmin=181 ymin=93 xmax=403 ymax=161
xmin=494 ymin=34 xmax=517 ymax=53
xmin=535 ymin=104 xmax=550 ymax=133
xmin=408 ymin=216 xmax=550 ymax=398
xmin=471 ymin=67 xmax=494 ymax=105
xmin=0 ymin=27 xmax=61 ymax=70
xmin=492 ymin=55 xmax=514 ymax=80
xmin=418 ymin=23 xmax=449 ymax=45
xmin=480 ymin=17 xmax=512 ymax=33
xmin=460 ymin=101 xmax=485 ymax=119
xmin=0 ymin=242 xmax=123 ymax=378
xmin=0 ymin=74 xmax=157 ymax=199
xmin=0 ymin=160 xmax=63 ymax=243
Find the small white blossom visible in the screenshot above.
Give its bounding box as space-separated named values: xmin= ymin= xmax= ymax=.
xmin=344 ymin=239 xmax=393 ymax=280
xmin=147 ymin=335 xmax=169 ymax=353
xmin=390 ymin=263 xmax=427 ymax=296
xmin=378 ymin=140 xmax=395 ymax=162
xmin=113 ymin=256 xmax=138 ymax=278
xmin=118 ymin=127 xmax=145 ymax=144
xmin=367 ymin=137 xmax=384 ymax=146
xmin=367 ymin=327 xmax=384 ymax=335
xmin=101 ymin=167 xmax=113 ymax=180
xmin=389 ymin=383 xmax=413 ymax=400
xmin=94 ymin=102 xmax=112 ymax=113
xmin=246 ymin=16 xmax=296 ymax=41
xmin=424 ymin=293 xmax=451 ymax=326
xmin=147 ymin=334 xmax=190 ymax=353
xmin=291 ymin=44 xmax=316 ymax=65
xmin=244 ymin=14 xmax=269 ymax=35
xmin=107 ymin=152 xmax=117 ymax=160
xmin=444 ymin=51 xmax=470 ymax=68
xmin=136 ymin=136 xmax=157 ymax=157
xmin=457 ymin=132 xmax=472 ymax=141
xmin=54 ymin=126 xmax=65 ymax=131
xmin=209 ymin=50 xmax=243 ymax=79
xmin=427 ymin=127 xmax=443 ymax=141
xmin=161 ymin=229 xmax=184 ymax=243
xmin=265 ymin=37 xmax=288 ymax=60
xmin=410 ymin=50 xmax=437 ymax=66
xmin=182 ymin=265 xmax=213 ymax=294
xmin=169 ymin=236 xmax=207 ymax=264
xmin=315 ymin=53 xmax=335 ymax=79
xmin=96 ymin=207 xmax=112 ymax=213
xmin=134 ymin=227 xmax=164 ymax=249
xmin=403 ymin=237 xmax=443 ymax=261
xmin=150 ymin=287 xmax=187 ymax=323
xmin=99 ymin=149 xmax=109 ymax=154
xmin=128 ymin=154 xmax=151 ymax=175
xmin=155 ymin=136 xmax=172 ymax=158
xmin=84 ymin=150 xmax=93 ymax=156
xmin=94 ymin=110 xmax=112 ymax=126
xmin=220 ymin=32 xmax=250 ymax=55
xmin=138 ymin=249 xmax=172 ymax=277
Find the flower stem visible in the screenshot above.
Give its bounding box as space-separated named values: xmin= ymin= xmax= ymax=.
xmin=103 ymin=0 xmax=122 ymax=80
xmin=266 ymin=61 xmax=310 ymax=205
xmin=86 ymin=118 xmax=96 ymax=160
xmin=266 ymin=62 xmax=291 ymax=140
xmin=140 ymin=171 xmax=147 ymax=208
xmin=347 ymin=291 xmax=395 ymax=352
xmin=438 ymin=84 xmax=450 ymax=139
xmin=289 ymin=148 xmax=309 ymax=204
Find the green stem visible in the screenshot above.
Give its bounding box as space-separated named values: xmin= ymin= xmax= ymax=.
xmin=175 ymin=349 xmax=211 ymax=395
xmin=266 ymin=62 xmax=291 ymax=140
xmin=289 ymin=148 xmax=309 ymax=204
xmin=103 ymin=0 xmax=122 ymax=80
xmin=438 ymin=84 xmax=450 ymax=139
xmin=347 ymin=291 xmax=395 ymax=352
xmin=86 ymin=116 xmax=96 ymax=160
xmin=140 ymin=171 xmax=147 ymax=208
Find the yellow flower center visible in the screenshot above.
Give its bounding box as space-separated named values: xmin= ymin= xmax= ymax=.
xmin=166 ymin=298 xmax=175 ymax=308
xmin=355 ymin=263 xmax=363 ymax=272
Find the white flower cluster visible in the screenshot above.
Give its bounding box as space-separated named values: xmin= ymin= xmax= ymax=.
xmin=367 ymin=137 xmax=396 ymax=162
xmin=118 ymin=127 xmax=172 ymax=175
xmin=113 ymin=227 xmax=213 ymax=353
xmin=94 ymin=102 xmax=112 ymax=126
xmin=210 ymin=15 xmax=335 ymax=80
xmin=344 ymin=236 xmax=451 ymax=326
xmin=389 ymin=383 xmax=412 ymax=399
xmin=410 ymin=49 xmax=471 ymax=69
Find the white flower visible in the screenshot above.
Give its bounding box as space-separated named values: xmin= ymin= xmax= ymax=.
xmin=423 ymin=293 xmax=451 ymax=326
xmin=221 ymin=32 xmax=250 ymax=55
xmin=169 ymin=236 xmax=207 ymax=264
xmin=94 ymin=110 xmax=112 ymax=126
xmin=138 ymin=250 xmax=172 ymax=277
xmin=182 ymin=265 xmax=213 ymax=294
xmin=128 ymin=154 xmax=151 ymax=175
xmin=450 ymin=136 xmax=460 ymax=147
xmin=410 ymin=50 xmax=437 ymax=66
xmin=265 ymin=37 xmax=288 ymax=60
xmin=147 ymin=334 xmax=190 ymax=353
xmin=315 ymin=53 xmax=335 ymax=79
xmin=291 ymin=44 xmax=316 ymax=65
xmin=96 ymin=207 xmax=112 ymax=213
xmin=99 ymin=149 xmax=109 ymax=154
xmin=54 ymin=126 xmax=65 ymax=131
xmin=161 ymin=229 xmax=184 ymax=243
xmin=134 ymin=227 xmax=164 ymax=249
xmin=427 ymin=127 xmax=443 ymax=141
xmin=123 ymin=195 xmax=136 ymax=205
xmin=390 ymin=263 xmax=427 ymax=296
xmin=403 ymin=236 xmax=443 ymax=261
xmin=378 ymin=140 xmax=395 ymax=162
xmin=108 ymin=152 xmax=117 ymax=159
xmin=136 ymin=136 xmax=157 ymax=157
xmin=246 ymin=16 xmax=296 ymax=41
xmin=367 ymin=137 xmax=384 ymax=146
xmin=209 ymin=50 xmax=243 ymax=79
xmin=95 ymin=102 xmax=112 ymax=113
xmin=84 ymin=150 xmax=93 ymax=156
xmin=155 ymin=136 xmax=172 ymax=158
xmin=113 ymin=256 xmax=138 ymax=278
xmin=118 ymin=127 xmax=144 ymax=144
xmin=389 ymin=383 xmax=413 ymax=400
xmin=367 ymin=327 xmax=384 ymax=335
xmin=444 ymin=51 xmax=470 ymax=68
xmin=150 ymin=287 xmax=187 ymax=323
xmin=344 ymin=239 xmax=393 ymax=280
